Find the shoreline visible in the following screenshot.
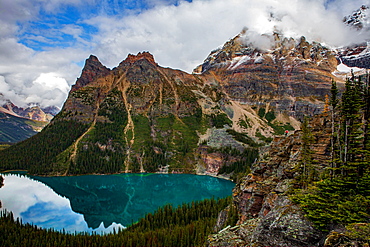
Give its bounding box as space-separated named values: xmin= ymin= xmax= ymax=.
xmin=0 ymin=170 xmax=234 ymax=182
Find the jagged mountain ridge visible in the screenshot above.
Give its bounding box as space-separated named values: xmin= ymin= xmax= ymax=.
xmin=338 ymin=5 xmax=370 ymax=69
xmin=196 ymin=31 xmax=339 ymax=121
xmin=343 ymin=5 xmax=369 ymax=30
xmin=0 ymin=31 xmax=340 ymax=175
xmin=1 ymin=101 xmax=56 ymax=122
xmin=0 ymin=100 xmax=57 ymax=143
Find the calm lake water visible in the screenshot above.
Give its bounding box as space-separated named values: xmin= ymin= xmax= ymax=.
xmin=0 ymin=173 xmax=234 ymax=234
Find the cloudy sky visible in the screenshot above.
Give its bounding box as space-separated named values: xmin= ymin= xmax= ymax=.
xmin=0 ymin=0 xmax=369 ymax=108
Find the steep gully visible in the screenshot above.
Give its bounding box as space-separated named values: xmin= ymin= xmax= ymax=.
xmin=117 ymin=74 xmax=136 ymax=173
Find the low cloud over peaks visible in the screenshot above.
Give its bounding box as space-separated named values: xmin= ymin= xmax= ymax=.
xmin=0 ymin=0 xmax=369 ymax=108
xmin=90 ymin=0 xmax=370 ymax=71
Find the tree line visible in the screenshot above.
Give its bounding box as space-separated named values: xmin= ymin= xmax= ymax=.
xmin=292 ymin=74 xmax=370 ymax=230
xmin=0 ymin=120 xmax=88 ymax=174
xmin=0 ymin=197 xmax=232 ymax=247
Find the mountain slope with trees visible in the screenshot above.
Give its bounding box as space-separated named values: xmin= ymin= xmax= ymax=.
xmin=208 ymin=74 xmax=370 ymax=246
xmin=0 ymin=32 xmax=339 ymax=177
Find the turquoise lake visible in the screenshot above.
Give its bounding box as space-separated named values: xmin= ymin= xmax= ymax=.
xmin=0 ymin=173 xmax=234 ymax=233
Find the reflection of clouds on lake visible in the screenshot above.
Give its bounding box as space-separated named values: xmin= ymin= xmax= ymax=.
xmin=0 ymin=174 xmax=123 ymax=234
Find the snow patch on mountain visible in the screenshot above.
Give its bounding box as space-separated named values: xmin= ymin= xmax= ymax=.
xmin=336 ymin=62 xmax=363 ymax=73
xmin=228 ymin=55 xmax=252 ymax=70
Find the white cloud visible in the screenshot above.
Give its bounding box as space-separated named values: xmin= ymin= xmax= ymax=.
xmin=0 ymin=0 xmax=89 ymax=108
xmin=34 ymin=73 xmax=70 ymax=92
xmin=0 ymin=0 xmax=369 ymax=108
xmin=88 ymin=0 xmax=370 ymax=73
xmin=0 ymin=44 xmax=87 ymax=107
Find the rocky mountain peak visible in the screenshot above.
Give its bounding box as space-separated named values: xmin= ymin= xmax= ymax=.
xmin=72 ymin=55 xmax=111 ymax=92
xmin=337 ymin=5 xmax=370 ymax=69
xmin=344 ymin=5 xmax=369 ymax=30
xmin=119 ymin=52 xmax=157 ymax=67
xmin=1 ymin=100 xmax=55 ymax=122
xmin=196 ymin=30 xmax=336 ymax=74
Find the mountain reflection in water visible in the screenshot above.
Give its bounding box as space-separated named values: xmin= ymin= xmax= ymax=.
xmin=0 ymin=173 xmax=234 ymax=233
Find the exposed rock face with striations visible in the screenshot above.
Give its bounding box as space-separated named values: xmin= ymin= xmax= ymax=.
xmin=71 ymin=55 xmax=111 ymax=92
xmin=196 ymin=31 xmax=339 ymax=122
xmin=0 ymin=31 xmax=344 ymax=176
xmin=208 ymin=114 xmax=333 ymax=246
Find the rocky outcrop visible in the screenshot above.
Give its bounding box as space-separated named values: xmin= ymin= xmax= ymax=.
xmin=71 ymin=55 xmax=111 ymax=92
xmin=196 ymin=32 xmax=340 ymax=122
xmin=0 ymin=31 xmax=348 ymax=175
xmin=119 ymin=51 xmax=157 ymax=66
xmin=338 ymin=5 xmax=370 ymax=69
xmin=343 ymin=5 xmax=369 ymax=30
xmin=197 ymin=145 xmax=243 ymax=176
xmin=2 ymin=101 xmax=55 ymax=122
xmin=324 ymin=223 xmax=370 ymax=246
xmin=208 ymin=114 xmax=333 ymax=246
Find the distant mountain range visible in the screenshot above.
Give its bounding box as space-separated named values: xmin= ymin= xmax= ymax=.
xmin=2 ymin=5 xmax=370 ymax=247
xmin=339 ymin=5 xmax=370 ymax=69
xmin=0 ymin=30 xmax=349 ymax=175
xmin=0 ymin=98 xmax=58 ymax=143
xmin=1 ymin=5 xmax=370 ymax=146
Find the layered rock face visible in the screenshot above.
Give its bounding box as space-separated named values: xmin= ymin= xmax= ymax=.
xmin=54 ymin=52 xmax=207 ymax=174
xmin=196 ymin=31 xmax=339 ymax=121
xmin=208 ymin=114 xmax=333 ymax=246
xmin=1 ymin=32 xmax=343 ymax=175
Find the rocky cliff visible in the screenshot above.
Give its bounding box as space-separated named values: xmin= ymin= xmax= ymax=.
xmin=196 ymin=31 xmax=339 ymax=122
xmin=0 ymin=31 xmax=345 ymax=176
xmin=208 ymin=114 xmax=333 ymax=246
xmin=0 ymin=97 xmax=58 ymax=143
xmin=338 ymin=5 xmax=370 ymax=69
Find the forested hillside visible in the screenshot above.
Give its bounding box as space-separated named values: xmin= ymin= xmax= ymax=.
xmin=0 ymin=112 xmax=47 ymax=143
xmin=0 ymin=32 xmax=337 ymax=177
xmin=291 ymin=74 xmax=370 ymax=230
xmin=0 ymin=197 xmax=234 ymax=247
xmin=208 ymin=73 xmax=370 ymax=246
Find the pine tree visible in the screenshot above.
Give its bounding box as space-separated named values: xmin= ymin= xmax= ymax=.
xmin=292 ymin=74 xmax=370 ymax=230
xmin=339 ymin=77 xmax=367 ymax=186
xmin=296 ymin=116 xmax=317 ymax=189
xmin=330 ymin=80 xmax=340 ymax=178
